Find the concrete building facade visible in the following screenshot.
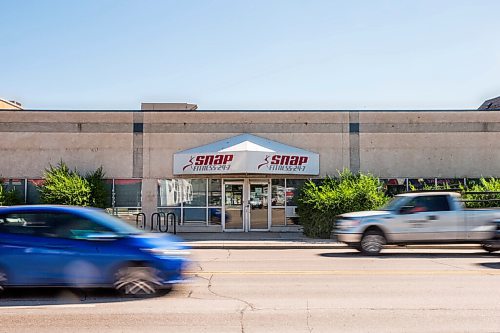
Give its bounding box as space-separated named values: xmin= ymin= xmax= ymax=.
xmin=1 ymin=107 xmax=499 ymax=232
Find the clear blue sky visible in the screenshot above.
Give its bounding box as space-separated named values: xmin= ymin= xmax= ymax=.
xmin=1 ymin=0 xmax=500 ymax=110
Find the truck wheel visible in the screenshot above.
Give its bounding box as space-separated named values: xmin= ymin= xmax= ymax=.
xmin=481 ymin=241 xmax=500 ymax=253
xmin=360 ymin=230 xmax=386 ymax=255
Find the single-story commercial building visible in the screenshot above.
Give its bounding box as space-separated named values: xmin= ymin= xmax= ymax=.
xmin=1 ymin=101 xmax=500 ymax=232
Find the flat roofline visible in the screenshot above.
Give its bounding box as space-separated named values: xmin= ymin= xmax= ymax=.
xmin=1 ymin=109 xmax=499 ymax=112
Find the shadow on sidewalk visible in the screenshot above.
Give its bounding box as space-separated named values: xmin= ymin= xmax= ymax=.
xmin=318 ymin=252 xmax=498 ymax=259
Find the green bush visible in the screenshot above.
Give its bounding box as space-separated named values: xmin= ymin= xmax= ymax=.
xmin=3 ymin=189 xmax=23 ymax=205
xmin=0 ymin=181 xmax=23 ymax=206
xmin=39 ymin=162 xmax=92 ymax=206
xmin=85 ymin=166 xmax=107 ymax=208
xmin=39 ymin=162 xmax=107 ymax=207
xmin=462 ymin=178 xmax=500 ymax=208
xmin=297 ymin=170 xmax=389 ymax=238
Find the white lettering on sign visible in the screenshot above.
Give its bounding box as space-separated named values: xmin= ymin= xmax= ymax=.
xmin=183 ymin=154 xmax=234 ymax=172
xmin=258 ymin=155 xmax=309 ymax=172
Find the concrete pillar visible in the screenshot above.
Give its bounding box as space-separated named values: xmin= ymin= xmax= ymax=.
xmin=142 ymin=178 xmax=158 ymax=223
xmin=349 ymin=111 xmax=360 ymax=173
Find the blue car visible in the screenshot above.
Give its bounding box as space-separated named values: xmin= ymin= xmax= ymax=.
xmin=0 ymin=205 xmax=189 ymax=296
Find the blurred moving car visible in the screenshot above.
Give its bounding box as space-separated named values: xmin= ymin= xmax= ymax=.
xmin=0 ymin=205 xmax=189 ymax=296
xmin=335 ymin=192 xmax=500 ymax=255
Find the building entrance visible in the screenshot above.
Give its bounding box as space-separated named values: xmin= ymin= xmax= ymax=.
xmin=223 ymin=179 xmax=270 ymax=232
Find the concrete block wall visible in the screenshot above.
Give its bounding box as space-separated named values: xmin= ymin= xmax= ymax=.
xmin=2 ymin=109 xmax=500 ymax=218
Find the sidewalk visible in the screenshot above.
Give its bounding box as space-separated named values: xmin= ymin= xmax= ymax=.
xmin=175 ymin=232 xmax=482 ymax=250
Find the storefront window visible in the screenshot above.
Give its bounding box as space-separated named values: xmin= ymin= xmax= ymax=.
xmin=158 ymin=179 xmax=182 ymax=207
xmin=184 ymin=179 xmax=207 ymax=207
xmin=114 ymin=179 xmax=142 ymax=207
xmin=271 ymin=208 xmax=285 ymax=226
xmin=271 ymin=179 xmax=285 ymax=207
xmin=208 ymin=179 xmax=222 ymax=206
xmin=285 ymin=179 xmax=307 ymax=206
xmin=27 ymin=179 xmax=44 ymax=204
xmin=208 ymin=208 xmax=223 ymax=225
xmin=184 ymin=208 xmax=206 ymax=223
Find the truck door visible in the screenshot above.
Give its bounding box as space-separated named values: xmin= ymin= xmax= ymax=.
xmin=398 ymin=195 xmax=458 ymax=241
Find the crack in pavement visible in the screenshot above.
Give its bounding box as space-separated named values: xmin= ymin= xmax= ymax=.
xmin=427 ymin=258 xmax=498 ymax=276
xmin=306 ymin=300 xmax=313 ymax=333
xmin=195 ymin=262 xmax=203 ymax=272
xmin=202 ymin=274 xmax=257 ymax=333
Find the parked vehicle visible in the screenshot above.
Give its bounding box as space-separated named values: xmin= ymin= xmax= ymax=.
xmin=0 ymin=205 xmax=190 ymax=296
xmin=335 ymin=192 xmax=500 ymax=255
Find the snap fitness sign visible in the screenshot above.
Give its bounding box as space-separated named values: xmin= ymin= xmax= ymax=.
xmin=174 ymin=152 xmax=318 ymax=175
xmin=182 ymin=154 xmax=234 ymax=172
xmin=258 ymin=155 xmax=309 ymax=172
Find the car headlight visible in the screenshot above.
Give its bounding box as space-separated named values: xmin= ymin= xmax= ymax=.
xmin=143 ymin=248 xmax=191 ymax=257
xmin=337 ymin=219 xmax=361 ymax=229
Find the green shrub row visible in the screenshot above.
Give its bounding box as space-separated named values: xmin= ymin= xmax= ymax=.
xmin=410 ymin=177 xmax=500 ymax=208
xmin=297 ymin=170 xmax=389 ymax=238
xmin=39 ymin=161 xmax=107 ymax=208
xmin=0 ymin=183 xmax=23 ymax=206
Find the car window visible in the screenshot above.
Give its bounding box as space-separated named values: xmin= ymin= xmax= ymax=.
xmin=0 ymin=213 xmax=54 ymax=236
xmin=50 ymin=213 xmax=114 ymax=239
xmin=0 ymin=212 xmax=113 ymax=239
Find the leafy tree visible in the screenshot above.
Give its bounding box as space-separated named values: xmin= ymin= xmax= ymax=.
xmin=39 ymin=161 xmax=92 ymax=206
xmin=297 ymin=169 xmax=389 ymax=238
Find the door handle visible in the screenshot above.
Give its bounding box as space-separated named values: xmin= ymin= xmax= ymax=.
xmin=427 ymin=215 xmax=438 ymax=221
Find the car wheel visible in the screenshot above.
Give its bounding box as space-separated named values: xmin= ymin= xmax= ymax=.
xmin=114 ymin=265 xmax=163 ymax=297
xmin=481 ymin=241 xmax=500 ymax=253
xmin=360 ymin=230 xmax=386 ymax=255
xmin=0 ymin=269 xmax=7 ymax=293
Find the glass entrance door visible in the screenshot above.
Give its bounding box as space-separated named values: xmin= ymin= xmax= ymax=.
xmin=223 ymin=180 xmax=244 ymax=231
xmin=223 ymin=179 xmax=270 ymax=231
xmin=249 ymin=180 xmax=270 ymax=230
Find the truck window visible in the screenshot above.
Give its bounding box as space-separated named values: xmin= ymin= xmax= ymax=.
xmin=403 ymin=195 xmax=451 ymax=213
xmin=413 ymin=195 xmax=451 ymax=212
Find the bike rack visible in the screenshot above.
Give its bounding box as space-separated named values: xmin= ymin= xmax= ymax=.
xmin=135 ymin=213 xmax=146 ymax=229
xmin=147 ymin=212 xmax=178 ymax=234
xmin=158 ymin=212 xmax=168 ymax=232
xmin=150 ymin=212 xmax=160 ymax=231
xmin=166 ymin=212 xmax=177 ymax=235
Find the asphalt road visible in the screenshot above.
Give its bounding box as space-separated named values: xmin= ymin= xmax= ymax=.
xmin=0 ymin=248 xmax=499 ymax=333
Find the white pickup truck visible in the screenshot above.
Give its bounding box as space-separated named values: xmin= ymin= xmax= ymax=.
xmin=335 ymin=192 xmax=500 ymax=255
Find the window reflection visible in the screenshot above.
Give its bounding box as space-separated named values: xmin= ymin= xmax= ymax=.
xmin=271 ymin=179 xmax=285 ymax=207
xmin=285 ymin=179 xmax=306 ymax=206
xmin=209 ymin=179 xmax=222 ymax=206
xmin=184 ymin=179 xmax=207 ymax=207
